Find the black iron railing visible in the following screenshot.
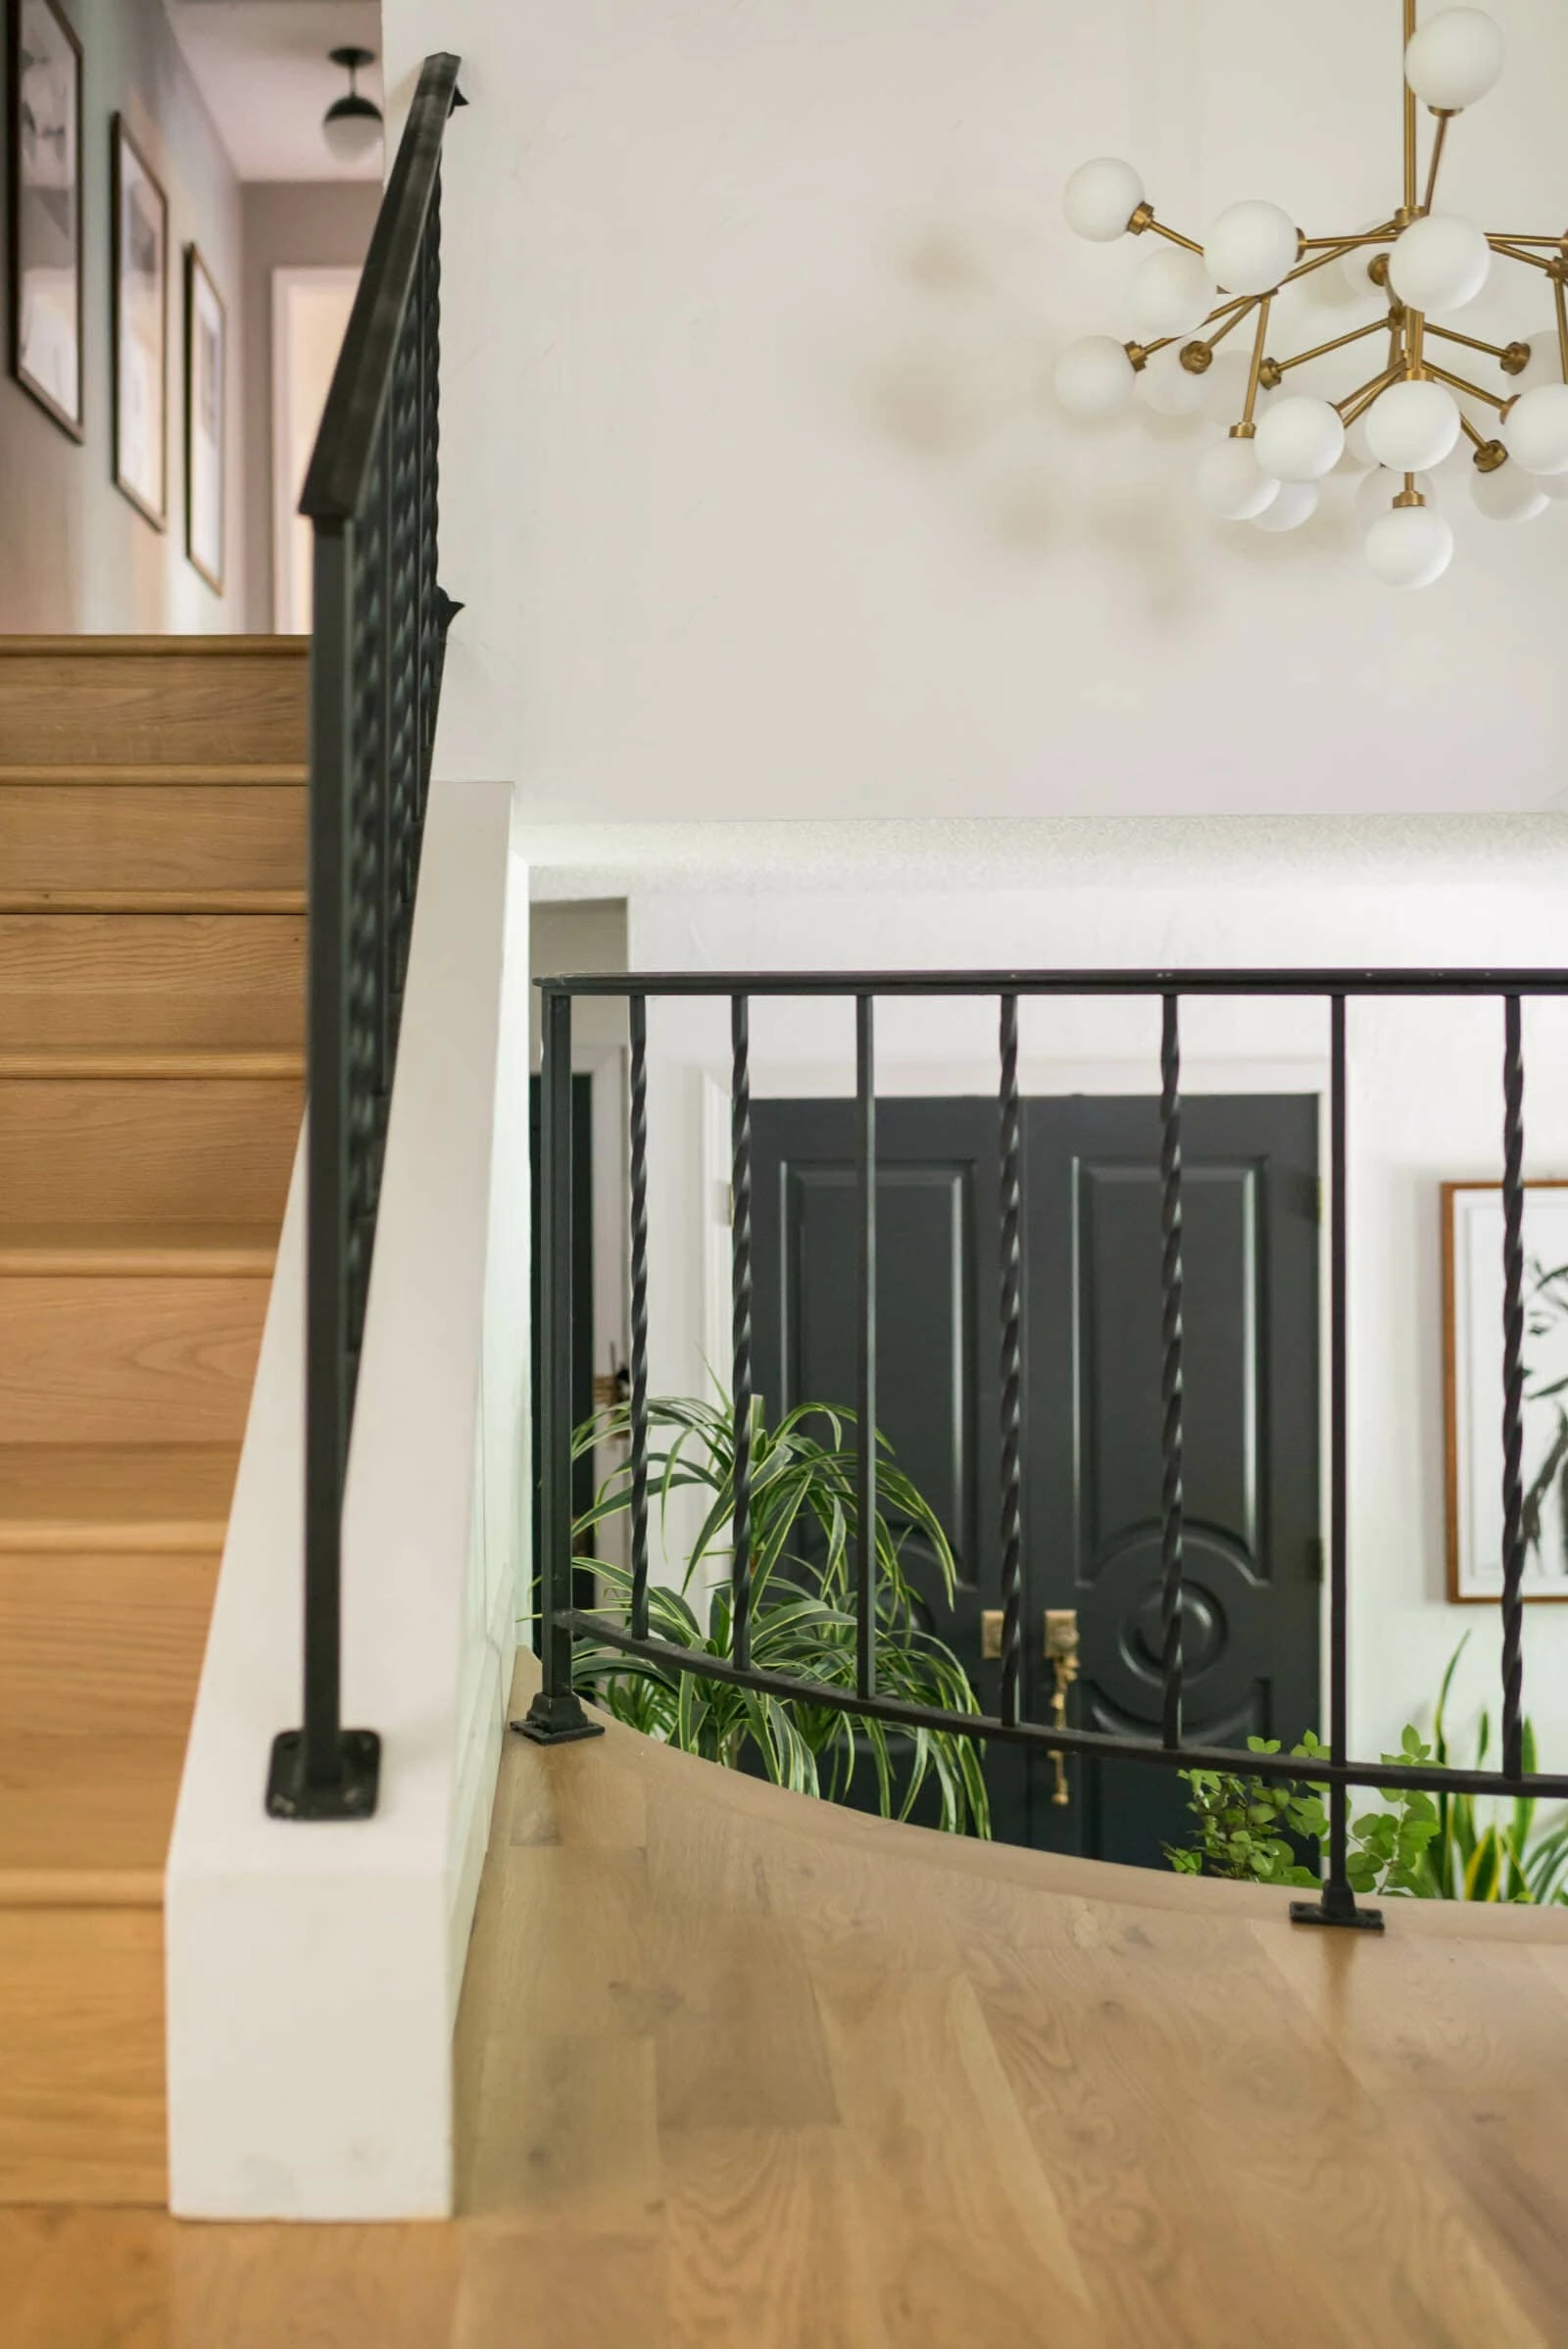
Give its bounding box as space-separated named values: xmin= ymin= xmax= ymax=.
xmin=267 ymin=54 xmax=466 ymax=1822
xmin=525 ymin=966 xmax=1568 ymax=1930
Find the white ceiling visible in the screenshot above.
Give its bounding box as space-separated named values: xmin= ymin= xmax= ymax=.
xmin=164 ymin=1 xmax=385 ymax=182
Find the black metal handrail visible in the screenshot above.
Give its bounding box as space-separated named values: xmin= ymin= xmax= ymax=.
xmin=267 ymin=54 xmax=466 ymax=1822
xmin=525 ymin=964 xmax=1567 ymax=1932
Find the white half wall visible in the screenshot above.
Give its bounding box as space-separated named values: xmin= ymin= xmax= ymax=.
xmin=571 ymin=821 xmax=1568 ymax=1777
xmin=384 ymin=0 xmax=1568 ymax=819
xmin=167 ymin=775 xmax=530 ymax=2221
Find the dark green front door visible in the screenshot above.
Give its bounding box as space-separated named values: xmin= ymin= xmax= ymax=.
xmin=749 ymin=1094 xmax=1322 ymax=1866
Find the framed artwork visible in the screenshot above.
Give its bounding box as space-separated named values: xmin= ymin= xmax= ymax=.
xmin=1444 ymin=1181 xmax=1568 ymax=1603
xmin=111 ymin=114 xmax=167 ymax=526
xmin=8 ymin=0 xmax=83 ymax=438
xmin=184 ymin=244 xmax=224 ymax=591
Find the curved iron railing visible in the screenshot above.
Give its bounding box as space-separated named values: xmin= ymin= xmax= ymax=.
xmin=267 ymin=53 xmax=466 ymax=1821
xmin=527 ymin=964 xmax=1568 ymax=1931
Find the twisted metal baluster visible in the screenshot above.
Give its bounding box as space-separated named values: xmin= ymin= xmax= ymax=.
xmin=730 ymin=997 xmax=755 ymax=1671
xmin=628 ymin=995 xmax=651 ymax=1641
xmin=1159 ymin=994 xmax=1186 ymax=1750
xmin=998 ymin=995 xmax=1024 ymax=1729
xmin=1501 ymin=994 xmax=1527 ymax=1781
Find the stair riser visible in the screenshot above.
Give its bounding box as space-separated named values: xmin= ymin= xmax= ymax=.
xmin=0 ymin=1080 xmax=300 ymax=1227
xmin=0 ymin=1554 xmax=218 ymax=1737
xmin=0 ymin=787 xmax=305 ymax=897
xmin=0 ymin=1279 xmax=269 ymax=1444
xmin=0 ymin=1906 xmax=165 ymax=2203
xmin=0 ymin=915 xmax=305 ymax=1052
xmin=0 ymin=649 xmax=306 ymax=764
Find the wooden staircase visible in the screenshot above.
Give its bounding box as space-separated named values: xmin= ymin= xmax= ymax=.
xmin=0 ymin=638 xmax=307 ymax=2202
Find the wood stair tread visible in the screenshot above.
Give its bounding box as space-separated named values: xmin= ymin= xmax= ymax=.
xmin=0 ymin=765 xmax=307 ymax=787
xmin=0 ymin=1444 xmax=239 ymax=1551
xmin=0 ymin=1735 xmax=187 ymax=1904
xmin=0 ymin=1050 xmax=303 ymax=1080
xmin=0 ymin=1227 xmax=277 ymax=1276
xmin=0 ymin=892 xmax=307 ymax=915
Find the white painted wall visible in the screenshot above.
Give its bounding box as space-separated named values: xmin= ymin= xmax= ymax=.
xmin=167 ymin=778 xmax=530 ymax=2221
xmin=385 ymin=0 xmax=1568 ymax=820
xmin=576 ymin=820 xmax=1568 ymax=1776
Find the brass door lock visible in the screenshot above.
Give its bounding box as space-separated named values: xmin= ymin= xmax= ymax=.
xmin=1045 ymin=1609 xmax=1079 ymax=1808
xmin=977 ymin=1608 xmax=1080 ymax=1810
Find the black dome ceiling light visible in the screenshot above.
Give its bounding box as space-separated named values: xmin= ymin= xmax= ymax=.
xmin=322 ymin=46 xmax=382 ymax=166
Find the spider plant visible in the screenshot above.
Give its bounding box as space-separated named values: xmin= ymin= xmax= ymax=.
xmin=1427 ymin=1635 xmax=1568 ymax=1903
xmin=565 ymin=1394 xmax=990 ymax=1837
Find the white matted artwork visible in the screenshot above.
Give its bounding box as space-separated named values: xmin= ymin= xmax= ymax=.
xmin=1445 ymin=1182 xmax=1568 ymax=1603
xmin=184 ymin=246 xmax=225 ymax=590
xmin=111 ymin=115 xmax=168 ymax=527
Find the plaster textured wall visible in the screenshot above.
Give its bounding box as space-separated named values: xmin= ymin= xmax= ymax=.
xmin=0 ymin=0 xmax=245 ymax=631
xmin=386 ymin=0 xmax=1568 ymax=818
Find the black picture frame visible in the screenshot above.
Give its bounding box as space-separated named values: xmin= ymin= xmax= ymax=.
xmin=7 ymin=0 xmax=84 ymax=441
xmin=183 ymin=242 xmax=225 ymax=592
xmin=110 ymin=111 xmax=167 ymax=528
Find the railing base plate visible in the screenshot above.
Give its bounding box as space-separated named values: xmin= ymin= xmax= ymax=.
xmin=266 ymin=1729 xmax=382 ymax=1819
xmin=1290 ymin=1892 xmax=1385 ymax=1933
xmin=512 ymin=1691 xmax=606 ymax=1746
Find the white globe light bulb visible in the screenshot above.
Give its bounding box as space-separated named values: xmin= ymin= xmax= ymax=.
xmin=1198 ymin=346 xmax=1254 ymax=427
xmin=1389 ymin=215 xmax=1491 ymax=314
xmin=1250 ymin=480 xmax=1319 ymax=534
xmin=1054 ymin=336 xmax=1138 ymax=418
xmin=1254 ymin=395 xmax=1346 ymax=483
xmin=1063 ymin=158 xmax=1146 ymax=243
xmin=1404 ymin=8 xmax=1505 ymax=111
xmin=1365 ymin=502 xmax=1455 ymax=590
xmin=1364 ymin=379 xmax=1462 ymax=471
xmin=1128 ymin=249 xmax=1218 ymax=343
xmin=1339 ymin=230 xmax=1393 ymax=304
xmin=1197 ymin=437 xmax=1280 ymax=521
xmin=1502 ymin=382 xmax=1568 ymax=475
xmin=1515 ymin=329 xmax=1568 ymax=389
xmin=1470 ymin=458 xmax=1548 ymax=523
xmin=1136 ymin=342 xmax=1210 ymax=418
xmin=1204 ymin=200 xmax=1300 ymax=297
xmin=1345 ymin=408 xmax=1384 ymax=469
xmin=1354 ymin=466 xmax=1432 ymax=529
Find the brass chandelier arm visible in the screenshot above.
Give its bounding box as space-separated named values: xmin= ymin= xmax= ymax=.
xmin=1489 ymin=238 xmax=1559 ymax=273
xmin=1423 ymin=359 xmax=1509 ymax=412
xmin=1403 ymin=0 xmax=1419 ymax=216
xmin=1336 ymin=364 xmax=1403 ymax=426
xmin=1426 ymin=321 xmax=1529 ymax=369
xmin=1459 ymin=413 xmax=1488 ymax=452
xmin=1144 ymin=217 xmax=1205 ymax=257
xmin=1423 ymin=112 xmax=1456 ymax=217
xmin=1283 ymin=234 xmax=1396 ymax=289
xmin=1271 ymin=316 xmax=1393 ymax=376
xmin=1555 ymin=273 xmax=1568 ymax=379
xmin=1241 ymin=295 xmax=1273 ymax=427
xmin=1299 ymin=231 xmax=1396 ymax=250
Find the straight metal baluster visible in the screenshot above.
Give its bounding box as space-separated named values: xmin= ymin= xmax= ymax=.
xmin=1501 ymin=994 xmax=1527 ymax=1781
xmin=856 ymin=996 xmax=877 ymax=1701
xmin=628 ymin=994 xmax=651 ymax=1642
xmin=1326 ymin=996 xmax=1352 ymax=1908
xmin=998 ymin=995 xmax=1024 ymax=1730
xmin=1159 ymin=994 xmax=1186 ymax=1749
xmin=516 ymin=988 xmax=602 ymax=1745
xmin=730 ymin=997 xmax=755 ymax=1672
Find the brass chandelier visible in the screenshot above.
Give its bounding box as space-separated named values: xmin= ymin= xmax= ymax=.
xmin=1054 ymin=4 xmax=1568 ymax=588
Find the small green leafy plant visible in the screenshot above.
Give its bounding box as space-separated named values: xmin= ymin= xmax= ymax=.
xmin=1166 ymin=1638 xmax=1568 ymax=1902
xmin=566 ymin=1394 xmax=990 ymax=1837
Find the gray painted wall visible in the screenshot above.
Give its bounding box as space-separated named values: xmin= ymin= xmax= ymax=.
xmin=240 ymin=181 xmax=378 ymax=631
xmin=0 ymin=0 xmax=245 ymax=632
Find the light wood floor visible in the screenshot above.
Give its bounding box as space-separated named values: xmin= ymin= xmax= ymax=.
xmin=12 ymin=1651 xmax=1568 ymax=2345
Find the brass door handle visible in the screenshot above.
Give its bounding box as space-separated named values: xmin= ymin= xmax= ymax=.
xmin=978 ymin=1608 xmax=1079 ymax=1810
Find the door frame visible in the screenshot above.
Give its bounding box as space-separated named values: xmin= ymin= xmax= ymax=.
xmin=705 ymin=1049 xmax=1334 ymax=1737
